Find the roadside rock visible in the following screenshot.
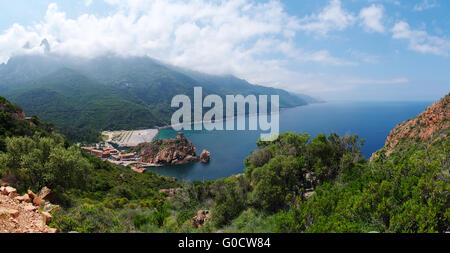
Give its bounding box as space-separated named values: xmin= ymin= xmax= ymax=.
xmin=32 ymin=196 xmax=44 ymax=207
xmin=0 ymin=187 xmax=57 ymax=233
xmin=41 ymin=212 xmax=52 ymax=225
xmin=14 ymin=194 xmax=31 ymax=203
xmin=1 ymin=186 xmax=17 ymax=196
xmin=23 ymin=204 xmax=38 ymax=212
xmin=0 ymin=207 xmax=19 ymax=218
xmin=27 ymin=190 xmax=37 ymax=200
xmin=8 ymin=192 xmax=19 ymax=199
xmin=38 ymin=187 xmax=54 ymax=202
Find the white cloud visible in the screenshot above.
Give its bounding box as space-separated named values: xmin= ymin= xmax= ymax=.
xmin=300 ymin=50 xmax=356 ymax=66
xmin=0 ymin=24 xmax=43 ymax=63
xmin=297 ymin=0 xmax=386 ymax=35
xmin=0 ymin=0 xmax=357 ymax=91
xmin=85 ymin=0 xmax=93 ymax=7
xmin=345 ymin=77 xmax=408 ymax=85
xmin=297 ymin=0 xmax=356 ymax=36
xmin=274 ymin=74 xmax=409 ymax=95
xmin=347 ymin=49 xmax=380 ymax=64
xmin=359 ymin=4 xmax=385 ymax=33
xmin=392 ymin=21 xmax=450 ymax=56
xmin=413 ymin=0 xmax=439 ymax=11
xmin=0 ymin=0 xmax=414 ymax=97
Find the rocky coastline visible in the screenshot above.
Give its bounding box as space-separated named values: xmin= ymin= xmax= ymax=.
xmin=134 ymin=132 xmax=210 ymax=166
xmin=371 ymin=93 xmax=449 ymax=160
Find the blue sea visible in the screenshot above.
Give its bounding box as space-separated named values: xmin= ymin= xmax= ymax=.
xmin=146 ymin=101 xmax=431 ymax=181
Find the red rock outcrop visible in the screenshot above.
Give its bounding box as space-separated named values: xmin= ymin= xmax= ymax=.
xmin=192 ymin=210 xmax=211 ymax=228
xmin=136 ymin=132 xmax=210 ymax=166
xmin=200 ymin=150 xmax=211 ymax=163
xmin=371 ymin=93 xmax=449 ymax=159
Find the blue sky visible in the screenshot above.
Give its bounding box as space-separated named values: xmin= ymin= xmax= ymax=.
xmin=0 ymin=0 xmax=448 ymax=101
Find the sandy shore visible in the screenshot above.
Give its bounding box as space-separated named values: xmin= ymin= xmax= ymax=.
xmin=102 ymin=129 xmax=159 ymax=147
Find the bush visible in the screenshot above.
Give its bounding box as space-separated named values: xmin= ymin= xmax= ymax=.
xmin=0 ymin=133 xmax=92 ymax=192
xmin=211 ymin=177 xmax=248 ymax=227
xmin=50 ymin=204 xmax=122 ymax=233
xmin=133 ymin=214 xmax=152 ymax=229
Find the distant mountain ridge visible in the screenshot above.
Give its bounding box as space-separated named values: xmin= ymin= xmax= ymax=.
xmin=0 ymin=54 xmax=317 ymax=142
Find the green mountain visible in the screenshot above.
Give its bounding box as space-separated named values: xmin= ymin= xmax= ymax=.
xmin=6 ymin=68 xmax=163 ymax=142
xmin=0 ymin=55 xmax=62 ymax=92
xmin=0 ymin=55 xmax=314 ymax=142
xmin=169 ymin=66 xmax=307 ymax=106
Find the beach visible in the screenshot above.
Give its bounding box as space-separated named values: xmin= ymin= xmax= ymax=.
xmin=102 ymin=129 xmax=159 ymax=147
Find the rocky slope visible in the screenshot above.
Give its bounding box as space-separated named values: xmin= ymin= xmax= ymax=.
xmin=372 ymin=93 xmax=449 ymax=159
xmin=135 ymin=133 xmax=210 ymax=166
xmin=0 ymin=183 xmax=59 ymax=233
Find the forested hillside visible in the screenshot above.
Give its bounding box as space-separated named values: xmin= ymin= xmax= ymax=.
xmin=6 ymin=68 xmax=161 ymax=142
xmin=1 ymin=55 xmax=312 ymax=143
xmin=0 ymin=96 xmax=53 ymax=151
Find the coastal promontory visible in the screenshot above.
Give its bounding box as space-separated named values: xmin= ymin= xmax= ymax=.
xmin=134 ymin=132 xmax=210 ymax=166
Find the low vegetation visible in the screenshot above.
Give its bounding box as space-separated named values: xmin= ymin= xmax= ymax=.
xmin=0 ymin=95 xmax=448 ymax=233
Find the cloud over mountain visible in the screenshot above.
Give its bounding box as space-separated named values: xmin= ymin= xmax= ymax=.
xmin=0 ymin=0 xmax=446 ymax=101
xmin=0 ymin=0 xmax=357 ymax=92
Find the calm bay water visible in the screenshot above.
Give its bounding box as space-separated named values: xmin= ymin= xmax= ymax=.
xmin=147 ymin=101 xmax=431 ymax=181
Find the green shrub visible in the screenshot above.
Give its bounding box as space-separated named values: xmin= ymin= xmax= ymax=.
xmin=133 ymin=214 xmax=152 ymax=229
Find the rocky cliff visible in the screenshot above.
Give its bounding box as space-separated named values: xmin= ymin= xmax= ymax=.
xmin=135 ymin=133 xmax=210 ymax=166
xmin=372 ymin=93 xmax=449 ymax=159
